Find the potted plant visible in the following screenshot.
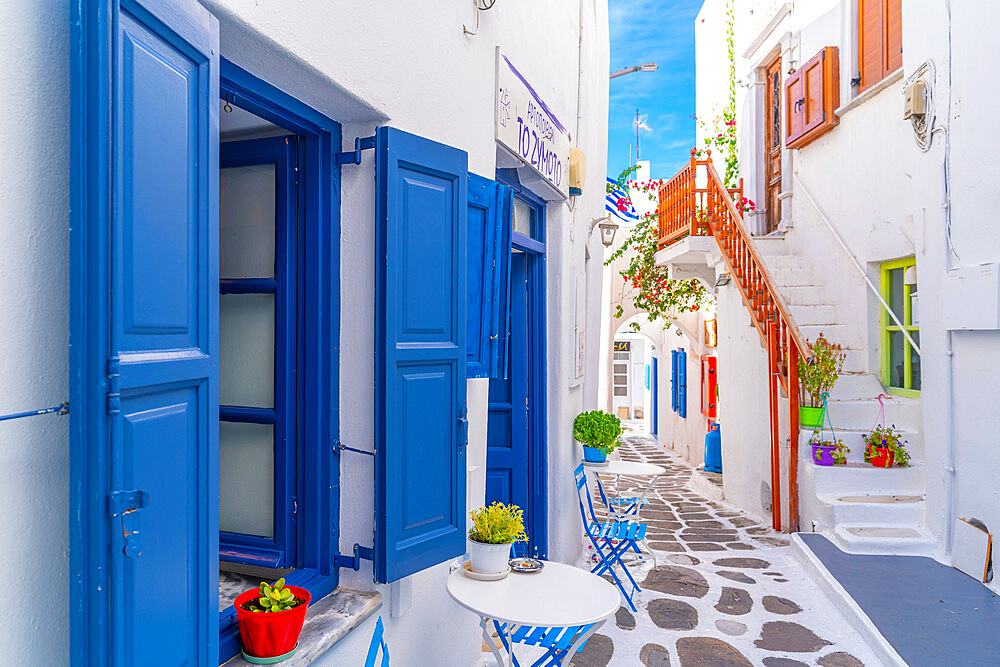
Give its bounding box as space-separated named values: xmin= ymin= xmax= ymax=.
xmin=234 ymin=578 xmax=311 ymax=663
xmin=862 ymin=424 xmax=910 ymax=468
xmin=573 ymin=410 xmax=623 ymax=463
xmin=468 ymin=501 xmax=528 ymax=575
xmin=797 ymin=334 xmax=846 ymax=428
xmin=809 ymin=431 xmax=849 ymax=466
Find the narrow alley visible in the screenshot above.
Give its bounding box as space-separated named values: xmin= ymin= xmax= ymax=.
xmin=565 ymin=432 xmax=878 ymax=667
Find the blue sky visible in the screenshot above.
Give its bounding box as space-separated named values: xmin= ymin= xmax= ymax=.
xmin=607 ymin=0 xmax=703 ymax=180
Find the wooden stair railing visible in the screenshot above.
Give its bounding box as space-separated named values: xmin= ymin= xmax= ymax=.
xmin=657 ymin=151 xmax=805 ymax=533
xmin=657 ymin=149 xmax=742 ymax=249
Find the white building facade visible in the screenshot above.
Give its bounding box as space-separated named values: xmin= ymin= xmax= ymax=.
xmin=0 ymin=0 xmax=610 ymax=664
xmin=669 ymin=0 xmax=1000 ymax=585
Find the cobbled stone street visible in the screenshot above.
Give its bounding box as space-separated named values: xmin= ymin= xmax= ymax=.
xmin=475 ymin=430 xmax=881 ymax=667
xmin=563 ymin=432 xmax=878 ymax=666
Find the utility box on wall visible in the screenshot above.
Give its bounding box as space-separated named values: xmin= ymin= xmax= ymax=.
xmin=943 ymin=263 xmax=1000 ymax=330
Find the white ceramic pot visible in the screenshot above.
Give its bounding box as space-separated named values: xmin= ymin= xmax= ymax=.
xmin=468 ymin=539 xmax=513 ymax=574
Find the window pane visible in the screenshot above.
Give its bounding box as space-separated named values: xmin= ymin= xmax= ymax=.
xmin=221 ymin=293 xmax=275 ymax=407
xmin=886 ymin=267 xmax=905 ymax=326
xmin=613 ymin=387 xmax=627 ymax=396
xmin=613 ymin=374 xmax=627 ymax=385
xmin=221 ymin=164 xmax=276 ymax=278
xmin=888 ymin=330 xmax=905 ymax=388
xmin=910 ymin=330 xmax=921 ymax=390
xmin=220 ymin=421 xmax=274 ymax=537
xmin=513 ymin=197 xmax=534 ymax=237
xmin=613 ymin=363 xmax=627 ymax=374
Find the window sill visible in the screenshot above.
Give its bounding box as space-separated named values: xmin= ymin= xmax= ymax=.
xmin=835 ymin=68 xmax=904 ymax=118
xmin=223 ymin=588 xmax=382 ymax=666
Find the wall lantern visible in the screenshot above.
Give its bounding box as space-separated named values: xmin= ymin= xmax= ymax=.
xmin=590 ymin=215 xmax=619 ymax=247
xmin=714 ymin=272 xmax=732 ymax=287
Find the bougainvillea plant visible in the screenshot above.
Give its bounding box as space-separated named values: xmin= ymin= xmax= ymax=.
xmin=605 ymin=166 xmax=713 ymax=331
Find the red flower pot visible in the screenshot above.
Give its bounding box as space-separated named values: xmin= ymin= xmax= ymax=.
xmin=234 ymin=585 xmax=311 ymax=660
xmin=870 ymin=446 xmax=895 ymax=468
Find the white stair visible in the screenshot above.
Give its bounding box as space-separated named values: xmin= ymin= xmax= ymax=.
xmin=756 ymin=242 xmax=928 ymax=556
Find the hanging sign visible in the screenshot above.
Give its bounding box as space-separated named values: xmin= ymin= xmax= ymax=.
xmin=496 ymin=49 xmax=570 ymax=198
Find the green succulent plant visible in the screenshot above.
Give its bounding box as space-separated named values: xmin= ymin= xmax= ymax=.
xmin=253 ymin=578 xmax=297 ymax=613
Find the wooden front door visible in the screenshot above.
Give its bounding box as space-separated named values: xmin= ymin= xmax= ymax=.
xmin=764 ymin=56 xmax=782 ymax=234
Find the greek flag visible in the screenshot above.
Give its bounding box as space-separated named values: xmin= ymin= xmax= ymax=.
xmin=606 ymin=177 xmax=640 ymax=223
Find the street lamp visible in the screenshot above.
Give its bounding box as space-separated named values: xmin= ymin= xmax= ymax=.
xmin=609 ymin=62 xmax=658 ymax=79
xmin=590 ymin=215 xmax=619 ymax=247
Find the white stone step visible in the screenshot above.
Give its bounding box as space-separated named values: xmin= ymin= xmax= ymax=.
xmin=802 ymin=460 xmax=926 ymax=496
xmin=766 ymin=254 xmax=807 ymax=270
xmin=753 ymin=235 xmax=787 ymax=255
xmin=826 ymin=372 xmax=886 ymax=399
xmin=831 ymin=523 xmax=935 ymax=556
xmin=819 ymin=492 xmax=926 ymax=525
xmin=771 ymin=267 xmax=815 ymax=286
xmin=781 ymin=285 xmax=827 ymax=305
xmin=799 ymin=323 xmax=849 ymax=344
xmin=788 ymin=304 xmax=838 ymax=325
xmin=821 ymin=399 xmax=923 ymax=435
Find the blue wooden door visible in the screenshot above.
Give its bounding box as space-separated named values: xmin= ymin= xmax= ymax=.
xmin=486 ymin=254 xmax=529 ymax=534
xmin=374 ymin=127 xmax=468 ymax=583
xmin=71 ymin=0 xmax=219 ymax=664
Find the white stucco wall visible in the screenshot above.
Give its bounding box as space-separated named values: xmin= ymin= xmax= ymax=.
xmin=0 ymin=0 xmax=609 ymax=663
xmin=0 ymin=1 xmax=70 ymax=663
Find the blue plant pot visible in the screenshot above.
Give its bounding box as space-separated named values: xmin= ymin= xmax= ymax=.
xmin=583 ymin=446 xmax=606 ymax=463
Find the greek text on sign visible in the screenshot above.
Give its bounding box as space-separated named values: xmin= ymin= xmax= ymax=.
xmin=496 ymin=49 xmax=570 ymax=198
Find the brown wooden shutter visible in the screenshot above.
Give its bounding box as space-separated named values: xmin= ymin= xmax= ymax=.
xmin=858 ymin=0 xmax=885 ymax=92
xmin=784 ymin=68 xmax=803 ymax=144
xmin=885 ymin=0 xmax=902 ymax=73
xmin=785 ymin=47 xmax=840 ymax=150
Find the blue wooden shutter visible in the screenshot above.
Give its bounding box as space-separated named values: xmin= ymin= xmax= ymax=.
xmin=466 ymin=174 xmax=513 ymax=378
xmin=374 ymin=127 xmax=468 ymax=583
xmin=671 ymin=350 xmax=679 ymax=412
xmin=678 ymin=349 xmax=688 ymax=418
xmin=71 ymin=0 xmax=219 ymax=664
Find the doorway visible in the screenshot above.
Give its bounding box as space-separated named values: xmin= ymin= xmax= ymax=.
xmin=486 ymin=191 xmax=547 ymax=559
xmin=764 ymin=55 xmax=782 ymax=234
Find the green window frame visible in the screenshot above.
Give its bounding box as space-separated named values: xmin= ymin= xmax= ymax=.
xmin=880 ymin=257 xmax=920 ymax=396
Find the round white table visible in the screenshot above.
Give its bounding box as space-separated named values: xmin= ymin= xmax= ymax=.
xmin=583 ymin=459 xmax=665 ymax=520
xmin=447 ymin=561 xmax=619 ymax=666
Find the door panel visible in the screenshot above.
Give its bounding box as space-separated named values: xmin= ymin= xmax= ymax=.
xmin=111 ymin=1 xmax=219 ymax=664
xmin=764 ymin=57 xmax=782 ymax=234
xmin=486 ymin=253 xmax=529 ymax=551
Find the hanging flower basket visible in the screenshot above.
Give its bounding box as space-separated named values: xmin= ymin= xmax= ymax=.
xmin=870 ymin=446 xmax=895 ymax=468
xmin=810 ymin=443 xmax=837 ymax=466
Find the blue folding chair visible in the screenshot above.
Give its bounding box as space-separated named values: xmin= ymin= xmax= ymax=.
xmin=364 ymin=616 xmax=389 ymax=667
xmin=486 ymin=618 xmax=601 ymax=667
xmin=593 ymin=474 xmax=649 ymax=518
xmin=574 ymin=463 xmax=646 ymax=612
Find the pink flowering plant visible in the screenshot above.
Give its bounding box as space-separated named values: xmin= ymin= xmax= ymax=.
xmin=605 ymin=165 xmax=712 ymax=332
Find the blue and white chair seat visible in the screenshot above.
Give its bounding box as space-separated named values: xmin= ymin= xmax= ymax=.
xmin=486 ymin=618 xmax=601 ymax=667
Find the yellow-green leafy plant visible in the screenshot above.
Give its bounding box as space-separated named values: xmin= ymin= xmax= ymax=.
xmin=798 ymin=334 xmax=847 ymax=408
xmin=468 ymin=502 xmax=528 ymax=545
